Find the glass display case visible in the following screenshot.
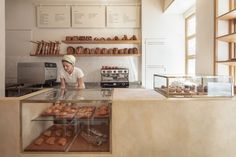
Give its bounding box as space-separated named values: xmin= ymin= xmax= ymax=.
xmin=20 ymin=88 xmax=112 ymax=153
xmin=153 ymin=74 xmax=234 ymax=98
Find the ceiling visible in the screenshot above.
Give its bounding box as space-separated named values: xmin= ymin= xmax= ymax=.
xmin=164 ymin=0 xmax=196 ymax=14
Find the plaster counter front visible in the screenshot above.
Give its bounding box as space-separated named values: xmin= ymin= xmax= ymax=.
xmin=1 ymin=88 xmax=236 ymax=157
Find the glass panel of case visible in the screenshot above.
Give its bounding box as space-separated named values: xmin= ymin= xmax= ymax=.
xmin=153 ymin=74 xmax=234 ymax=97
xmin=21 ymin=88 xmax=112 ymax=153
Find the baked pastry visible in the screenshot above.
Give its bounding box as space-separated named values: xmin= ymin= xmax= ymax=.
xmin=67 ymin=46 xmax=75 ymax=54
xmin=133 ymin=47 xmax=138 ymax=54
xmin=197 ymin=85 xmax=204 ymax=93
xmin=46 ymin=137 xmax=56 ymax=145
xmin=184 ymin=88 xmax=190 ymax=93
xmin=204 ymin=86 xmax=208 ymax=92
xmin=84 ymin=48 xmax=90 ymax=54
xmin=76 ymin=106 xmax=95 ymax=118
xmin=58 ymin=138 xmax=67 ymax=146
xmin=113 ymin=48 xmax=118 ymax=54
xmin=65 ymin=36 xmax=73 ymax=41
xmin=101 ymin=48 xmax=107 ymax=54
xmin=55 ymin=129 xmax=63 ymax=137
xmin=65 ymin=130 xmax=73 ymax=137
xmin=94 ymin=37 xmax=99 ymax=41
xmin=176 ymin=87 xmax=182 ymax=93
xmin=130 ymin=35 xmax=137 ymax=40
xmin=113 ymin=36 xmax=119 ymax=40
xmin=95 ymin=47 xmax=101 ymax=54
xmin=76 ymin=46 xmax=84 ymax=54
xmin=122 ymin=35 xmax=128 ymax=40
xmin=95 ymin=105 xmax=109 ymax=116
xmin=34 ymin=137 xmax=44 ymax=146
xmin=90 ymin=48 xmax=95 ymax=54
xmin=128 ymin=48 xmax=134 ymax=54
xmin=78 ymin=36 xmax=86 ymax=40
xmin=108 ymin=48 xmax=113 ymax=54
xmin=43 ymin=130 xmax=52 ymax=137
xmin=72 ymin=36 xmax=79 ymax=41
xmin=123 ymin=48 xmax=128 ymax=54
xmin=168 ymin=86 xmax=176 ymax=93
xmin=86 ymin=36 xmax=92 ymax=41
xmin=118 ymin=49 xmax=124 ymax=54
xmin=107 ymin=37 xmax=112 ymax=41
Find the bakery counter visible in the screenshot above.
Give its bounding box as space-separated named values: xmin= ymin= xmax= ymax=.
xmin=1 ymin=88 xmax=236 ymax=157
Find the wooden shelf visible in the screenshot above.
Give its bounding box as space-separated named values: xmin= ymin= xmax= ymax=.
xmin=30 ymin=53 xmax=141 ymax=57
xmin=217 ymin=8 xmax=236 ymax=20
xmin=217 ymin=32 xmax=236 ymax=42
xmin=216 ymin=60 xmax=236 ymax=66
xmin=61 ymin=40 xmax=141 ymax=44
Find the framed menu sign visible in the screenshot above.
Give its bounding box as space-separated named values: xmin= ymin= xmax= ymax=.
xmin=72 ymin=6 xmax=105 ymax=28
xmin=106 ymin=5 xmax=140 ymax=28
xmin=36 ymin=5 xmax=70 ymax=28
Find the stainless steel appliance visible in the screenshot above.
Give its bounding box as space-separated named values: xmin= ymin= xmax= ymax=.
xmin=17 ymin=62 xmax=57 ymax=85
xmin=100 ymin=66 xmax=129 ymax=88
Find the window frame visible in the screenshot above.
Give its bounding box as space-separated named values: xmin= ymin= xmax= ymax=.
xmin=185 ymin=13 xmax=196 ymax=75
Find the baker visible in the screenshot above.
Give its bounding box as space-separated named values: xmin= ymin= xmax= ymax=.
xmin=59 ymin=55 xmax=85 ymax=89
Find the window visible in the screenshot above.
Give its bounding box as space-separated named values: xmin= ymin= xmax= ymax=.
xmin=185 ymin=14 xmax=196 ymax=75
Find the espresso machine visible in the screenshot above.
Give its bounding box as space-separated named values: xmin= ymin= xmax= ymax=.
xmin=100 ymin=66 xmax=129 ymax=88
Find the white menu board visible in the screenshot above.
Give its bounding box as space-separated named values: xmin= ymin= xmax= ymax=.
xmin=37 ymin=5 xmax=70 ymax=28
xmin=72 ymin=6 xmax=105 ymax=28
xmin=107 ymin=5 xmax=140 ymax=28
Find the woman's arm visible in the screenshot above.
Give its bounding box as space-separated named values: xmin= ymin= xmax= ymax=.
xmin=76 ymin=77 xmax=85 ymax=89
xmin=60 ymin=78 xmax=66 ymax=89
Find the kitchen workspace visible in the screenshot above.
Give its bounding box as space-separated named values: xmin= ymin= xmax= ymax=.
xmin=1 ymin=0 xmax=236 ymax=157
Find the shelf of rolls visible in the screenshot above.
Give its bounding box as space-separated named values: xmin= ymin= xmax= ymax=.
xmin=30 ymin=53 xmax=141 ymax=57
xmin=62 ymin=40 xmax=141 ymax=44
xmin=62 ymin=35 xmax=141 ymax=57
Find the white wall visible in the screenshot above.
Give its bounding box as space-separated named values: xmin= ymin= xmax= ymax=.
xmin=5 ymin=0 xmax=141 ymax=84
xmin=0 ymin=0 xmax=5 ymax=97
xmin=195 ymin=0 xmax=214 ymax=75
xmin=141 ymin=0 xmax=185 ymax=88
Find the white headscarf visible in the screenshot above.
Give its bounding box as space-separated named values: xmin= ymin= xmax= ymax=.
xmin=62 ymin=55 xmax=76 ymax=65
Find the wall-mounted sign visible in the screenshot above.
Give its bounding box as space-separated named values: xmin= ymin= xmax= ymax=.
xmin=72 ymin=6 xmax=106 ymax=28
xmin=106 ymin=5 xmax=140 ymax=28
xmin=37 ymin=5 xmax=70 ymax=28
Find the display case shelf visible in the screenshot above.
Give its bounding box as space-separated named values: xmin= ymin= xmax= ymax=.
xmin=62 ymin=40 xmax=141 ymax=44
xmin=30 ymin=53 xmax=141 ymax=57
xmin=216 ymin=60 xmax=236 ymax=66
xmin=217 ymin=8 xmax=236 ymax=20
xmin=217 ymin=32 xmax=236 ymax=42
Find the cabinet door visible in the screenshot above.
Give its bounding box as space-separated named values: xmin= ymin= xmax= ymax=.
xmin=145 ymin=66 xmax=166 ymax=89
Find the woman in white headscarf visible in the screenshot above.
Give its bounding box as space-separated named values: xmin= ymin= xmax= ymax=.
xmin=59 ymin=55 xmax=85 ymax=89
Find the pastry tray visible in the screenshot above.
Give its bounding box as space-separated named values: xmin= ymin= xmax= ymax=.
xmin=24 ymin=125 xmax=76 ymax=152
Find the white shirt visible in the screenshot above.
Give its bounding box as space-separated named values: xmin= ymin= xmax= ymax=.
xmin=59 ymin=67 xmax=84 ymax=86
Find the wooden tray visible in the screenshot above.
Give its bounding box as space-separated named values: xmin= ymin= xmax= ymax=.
xmin=25 ymin=125 xmax=76 ymax=152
